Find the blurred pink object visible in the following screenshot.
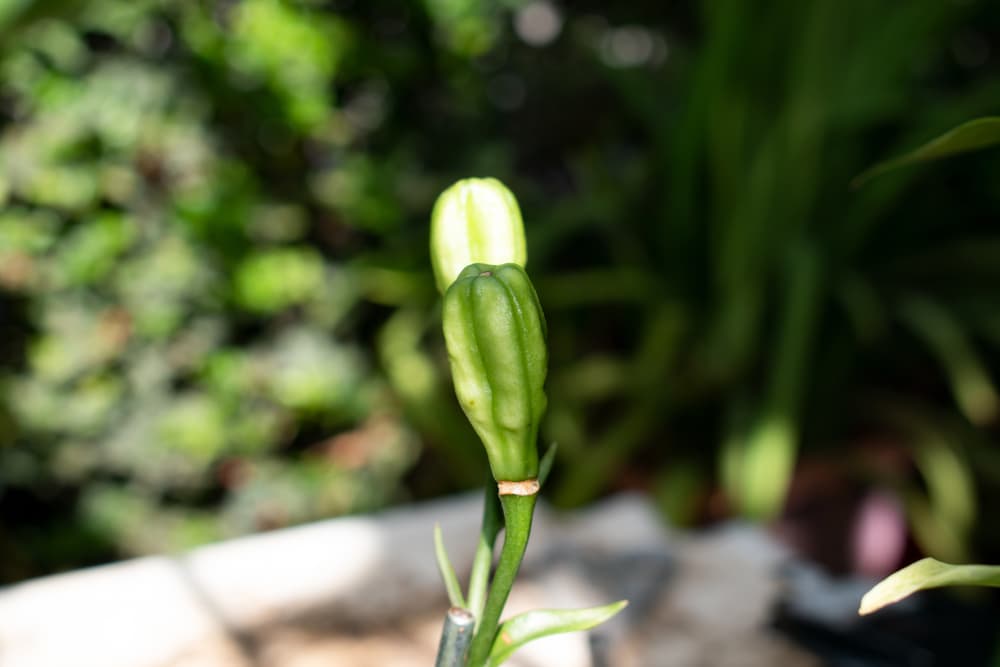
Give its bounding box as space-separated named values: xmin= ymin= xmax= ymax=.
xmin=852 ymin=491 xmax=906 ymax=577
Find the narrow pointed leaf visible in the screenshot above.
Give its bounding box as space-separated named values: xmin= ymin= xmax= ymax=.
xmin=859 ymin=557 xmax=1000 ymax=615
xmin=434 ymin=523 xmax=466 ymax=608
xmin=467 ymin=485 xmax=503 ymax=622
xmin=853 ymin=117 xmax=1000 ymax=187
xmin=538 ymin=442 xmax=558 ymax=488
xmin=487 ymin=600 xmax=628 ymax=666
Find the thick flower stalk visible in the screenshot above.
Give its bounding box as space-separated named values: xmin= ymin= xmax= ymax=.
xmin=441 ymin=262 xmax=547 ymax=483
xmin=431 ymin=178 xmax=527 ymax=293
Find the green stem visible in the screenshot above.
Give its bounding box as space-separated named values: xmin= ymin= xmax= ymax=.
xmin=466 ymin=492 xmax=536 ymax=667
xmin=467 ymin=484 xmax=503 ymax=624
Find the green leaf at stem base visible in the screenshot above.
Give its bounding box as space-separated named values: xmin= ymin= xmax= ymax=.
xmin=486 ymin=600 xmax=628 ymax=666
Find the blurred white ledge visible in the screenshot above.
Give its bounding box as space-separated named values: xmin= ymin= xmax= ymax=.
xmin=0 ymin=492 xmax=818 ymax=667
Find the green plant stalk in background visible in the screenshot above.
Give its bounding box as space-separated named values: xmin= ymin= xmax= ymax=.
xmin=732 ymin=243 xmax=823 ymax=518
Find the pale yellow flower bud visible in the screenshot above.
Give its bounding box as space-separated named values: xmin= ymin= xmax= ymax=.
xmin=430 ymin=178 xmax=527 ymax=293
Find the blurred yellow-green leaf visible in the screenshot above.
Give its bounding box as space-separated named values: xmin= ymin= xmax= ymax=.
xmin=859 ymin=557 xmax=1000 ymax=616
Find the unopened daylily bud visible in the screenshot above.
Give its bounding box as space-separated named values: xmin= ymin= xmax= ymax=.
xmin=430 ymin=178 xmax=527 ymax=293
xmin=442 ymin=263 xmax=547 ymax=482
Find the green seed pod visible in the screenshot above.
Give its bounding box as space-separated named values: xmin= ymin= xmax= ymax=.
xmin=442 ymin=262 xmax=547 ymax=482
xmin=430 ymin=178 xmax=527 ymax=293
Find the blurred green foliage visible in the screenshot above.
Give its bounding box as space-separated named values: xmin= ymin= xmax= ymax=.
xmin=2 ymin=0 xmax=1000 ymax=581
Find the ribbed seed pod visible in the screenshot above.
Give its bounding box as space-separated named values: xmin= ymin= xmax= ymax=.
xmin=442 ymin=262 xmax=547 ymax=482
xmin=430 ymin=178 xmax=527 ymax=294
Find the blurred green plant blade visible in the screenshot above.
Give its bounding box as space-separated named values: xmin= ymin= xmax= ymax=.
xmin=835 ymin=274 xmax=887 ymax=342
xmin=553 ymin=304 xmax=684 ymax=507
xmin=913 ymin=436 xmax=976 ymax=539
xmin=904 ymin=493 xmax=968 ymax=568
xmin=878 ymin=399 xmax=976 ymax=563
xmin=535 ymin=268 xmax=658 ymax=308
xmin=654 ymin=461 xmax=706 ymax=527
xmin=550 ymin=356 xmax=628 ymax=404
xmin=434 ymin=523 xmax=466 ymax=609
xmin=735 ymin=245 xmax=822 ymax=519
xmin=906 ymin=450 xmax=974 ymax=564
xmin=553 ymin=400 xmax=659 ymax=508
xmin=899 ymin=297 xmax=999 ymax=426
xmin=720 ymin=396 xmax=750 ymax=510
xmin=853 ymin=117 xmax=1000 ymax=187
xmin=859 ymin=557 xmax=1000 ymax=615
xmin=880 ymin=238 xmax=1000 ymax=281
xmin=486 ymin=601 xmax=628 ymax=667
xmin=737 ymin=417 xmax=796 ymax=519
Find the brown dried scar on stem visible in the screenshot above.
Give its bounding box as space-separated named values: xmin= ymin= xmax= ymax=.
xmin=497 ymin=479 xmax=539 ymax=496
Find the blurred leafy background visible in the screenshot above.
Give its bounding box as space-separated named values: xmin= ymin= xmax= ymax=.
xmin=2 ymin=0 xmax=1000 ymax=583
